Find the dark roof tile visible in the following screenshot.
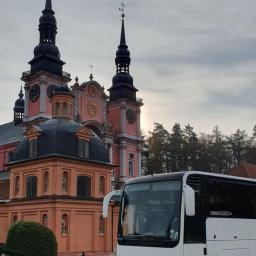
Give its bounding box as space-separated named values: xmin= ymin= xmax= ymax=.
xmin=0 ymin=122 xmax=24 ymax=146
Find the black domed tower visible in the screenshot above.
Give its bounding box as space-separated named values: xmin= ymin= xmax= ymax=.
xmin=13 ymin=87 xmax=25 ymax=125
xmin=29 ymin=0 xmax=65 ymax=76
xmin=108 ymin=13 xmax=138 ymax=102
xmin=21 ymin=0 xmax=71 ymax=124
xmin=107 ymin=10 xmax=143 ymax=187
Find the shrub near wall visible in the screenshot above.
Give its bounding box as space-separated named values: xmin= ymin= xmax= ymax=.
xmin=6 ymin=221 xmax=57 ymax=256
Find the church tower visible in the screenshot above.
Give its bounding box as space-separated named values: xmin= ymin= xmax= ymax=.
xmin=108 ymin=11 xmax=143 ymax=187
xmin=21 ymin=0 xmax=71 ymax=124
xmin=13 ymin=87 xmax=25 ymax=126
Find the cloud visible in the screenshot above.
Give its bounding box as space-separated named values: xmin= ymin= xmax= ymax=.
xmin=1 ymin=0 xmax=256 ymax=135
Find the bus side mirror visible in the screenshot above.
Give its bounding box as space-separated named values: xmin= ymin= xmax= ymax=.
xmin=183 ymin=185 xmax=195 ymax=216
xmin=103 ymin=190 xmax=123 ymax=218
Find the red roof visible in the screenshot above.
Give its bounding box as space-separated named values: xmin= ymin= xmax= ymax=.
xmin=231 ymin=162 xmax=256 ymax=179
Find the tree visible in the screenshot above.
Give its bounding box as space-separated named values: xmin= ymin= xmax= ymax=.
xmin=169 ymin=123 xmax=185 ymax=172
xmin=253 ymin=125 xmax=256 ymax=139
xmin=5 ymin=221 xmax=57 ymax=256
xmin=210 ymin=126 xmax=230 ymax=174
xmin=227 ymin=129 xmax=252 ymax=167
xmin=143 ymin=123 xmax=169 ymax=175
xmin=197 ymin=133 xmax=212 ymax=172
xmin=183 ymin=124 xmax=199 ymax=170
xmin=142 ymin=123 xmax=256 ymax=176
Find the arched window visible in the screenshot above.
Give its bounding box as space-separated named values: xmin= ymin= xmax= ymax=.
xmin=63 ymin=103 xmax=68 ymax=116
xmin=42 ymin=214 xmax=48 ymax=226
xmin=55 ymin=102 xmax=60 ymax=116
xmin=15 ymin=176 xmax=20 ymax=196
xmin=99 ymin=176 xmax=105 ymax=195
xmin=12 ymin=215 xmax=18 ymax=224
xmin=77 ymin=176 xmax=91 ymax=199
xmin=43 ymin=171 xmax=49 ymax=193
xmin=62 ymin=171 xmax=69 ymax=193
xmin=26 ymin=176 xmax=37 ymax=199
xmin=61 ymin=214 xmax=68 ymax=234
xmin=129 ymin=160 xmax=134 ymax=177
xmin=99 ymin=215 xmax=105 ymax=235
xmin=78 ymin=140 xmax=89 ymax=159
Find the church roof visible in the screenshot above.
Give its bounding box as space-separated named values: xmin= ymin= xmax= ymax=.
xmin=0 ymin=122 xmax=24 ymax=147
xmin=231 ymin=162 xmax=256 ymax=179
xmin=10 ymin=118 xmax=110 ymax=164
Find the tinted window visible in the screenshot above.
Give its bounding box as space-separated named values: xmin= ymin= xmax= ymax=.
xmin=184 ymin=175 xmax=256 ymax=243
xmin=206 ymin=179 xmax=256 ymax=219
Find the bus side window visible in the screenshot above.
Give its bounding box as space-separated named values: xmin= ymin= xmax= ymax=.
xmin=207 ymin=179 xmax=256 ymax=219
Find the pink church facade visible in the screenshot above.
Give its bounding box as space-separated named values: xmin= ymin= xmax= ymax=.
xmin=0 ymin=0 xmax=143 ymax=255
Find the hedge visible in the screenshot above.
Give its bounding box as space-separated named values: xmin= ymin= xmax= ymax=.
xmin=5 ymin=221 xmax=57 ymax=256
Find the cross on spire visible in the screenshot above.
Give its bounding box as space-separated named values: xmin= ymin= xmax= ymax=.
xmin=89 ymin=65 xmax=94 ymax=81
xmin=89 ymin=64 xmax=94 ymax=74
xmin=119 ymin=0 xmax=125 ymax=18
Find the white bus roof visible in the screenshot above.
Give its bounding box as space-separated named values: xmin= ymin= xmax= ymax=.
xmin=126 ymin=171 xmax=256 ymax=185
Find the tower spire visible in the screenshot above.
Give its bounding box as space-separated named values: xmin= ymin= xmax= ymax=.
xmin=120 ymin=17 xmax=127 ymax=46
xmin=119 ymin=1 xmax=126 ymax=46
xmin=45 ymin=0 xmax=52 ymax=11
xmin=108 ymin=2 xmax=138 ymax=102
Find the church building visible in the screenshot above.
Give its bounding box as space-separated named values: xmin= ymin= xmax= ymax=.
xmin=0 ymin=0 xmax=143 ymax=255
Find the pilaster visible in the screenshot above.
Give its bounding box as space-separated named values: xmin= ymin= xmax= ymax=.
xmin=24 ymin=84 xmax=29 ymax=118
xmin=120 ymin=141 xmax=127 ymax=177
xmin=120 ymin=101 xmax=127 ymax=133
xmin=39 ymin=75 xmax=47 ymax=113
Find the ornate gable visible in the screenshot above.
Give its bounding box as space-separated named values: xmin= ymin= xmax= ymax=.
xmin=25 ymin=126 xmax=42 ymax=141
xmin=76 ymin=127 xmax=94 ymax=141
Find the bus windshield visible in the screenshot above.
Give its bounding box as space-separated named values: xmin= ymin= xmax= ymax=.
xmin=118 ymin=179 xmax=182 ymax=247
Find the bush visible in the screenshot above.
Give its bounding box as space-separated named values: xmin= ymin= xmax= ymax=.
xmin=6 ymin=221 xmax=57 ymax=256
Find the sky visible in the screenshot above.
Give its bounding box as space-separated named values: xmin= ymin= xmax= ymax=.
xmin=1 ymin=0 xmax=256 ymax=136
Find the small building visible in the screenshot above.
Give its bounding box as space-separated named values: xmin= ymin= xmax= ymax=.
xmin=231 ymin=162 xmax=256 ymax=179
xmin=230 ymin=149 xmax=256 ymax=179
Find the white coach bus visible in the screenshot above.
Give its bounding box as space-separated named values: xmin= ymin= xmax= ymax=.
xmin=103 ymin=171 xmax=256 ymax=256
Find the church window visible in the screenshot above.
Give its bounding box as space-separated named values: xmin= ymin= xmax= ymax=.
xmin=61 ymin=214 xmax=68 ymax=234
xmin=55 ymin=102 xmax=60 ymax=116
xmin=26 ymin=176 xmax=37 ymax=199
xmin=43 ymin=171 xmax=49 ymax=193
xmin=29 ymin=139 xmax=37 ymax=158
xmin=129 ymin=160 xmax=134 ymax=177
xmin=42 ymin=214 xmax=48 ymax=226
xmin=15 ymin=176 xmax=20 ymax=196
xmin=77 ymin=176 xmax=91 ymax=199
xmin=63 ymin=103 xmax=68 ymax=116
xmin=99 ymin=215 xmax=105 ymax=235
xmin=62 ymin=171 xmax=69 ymax=193
xmin=99 ymin=176 xmax=105 ymax=195
xmin=78 ymin=140 xmax=89 ymax=159
xmin=12 ymin=215 xmax=18 ymax=224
